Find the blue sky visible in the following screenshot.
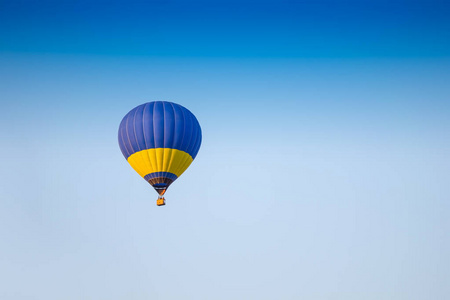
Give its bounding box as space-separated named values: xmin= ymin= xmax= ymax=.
xmin=1 ymin=0 xmax=450 ymax=57
xmin=1 ymin=1 xmax=449 ymax=299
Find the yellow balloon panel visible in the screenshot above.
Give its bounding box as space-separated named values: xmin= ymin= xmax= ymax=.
xmin=126 ymin=148 xmax=194 ymax=178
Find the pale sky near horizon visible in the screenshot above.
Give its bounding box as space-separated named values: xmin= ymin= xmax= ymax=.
xmin=1 ymin=1 xmax=449 ymax=299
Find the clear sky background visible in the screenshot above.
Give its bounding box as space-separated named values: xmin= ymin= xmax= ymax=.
xmin=1 ymin=0 xmax=449 ymax=299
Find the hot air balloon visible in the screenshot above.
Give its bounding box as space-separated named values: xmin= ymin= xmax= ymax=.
xmin=118 ymin=101 xmax=202 ymax=206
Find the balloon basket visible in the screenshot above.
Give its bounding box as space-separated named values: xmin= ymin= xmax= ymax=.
xmin=157 ymin=197 xmax=166 ymax=206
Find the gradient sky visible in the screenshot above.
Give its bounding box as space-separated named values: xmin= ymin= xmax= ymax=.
xmin=1 ymin=1 xmax=449 ymax=299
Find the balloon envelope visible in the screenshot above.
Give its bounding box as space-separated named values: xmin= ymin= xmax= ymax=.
xmin=118 ymin=101 xmax=202 ymax=195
